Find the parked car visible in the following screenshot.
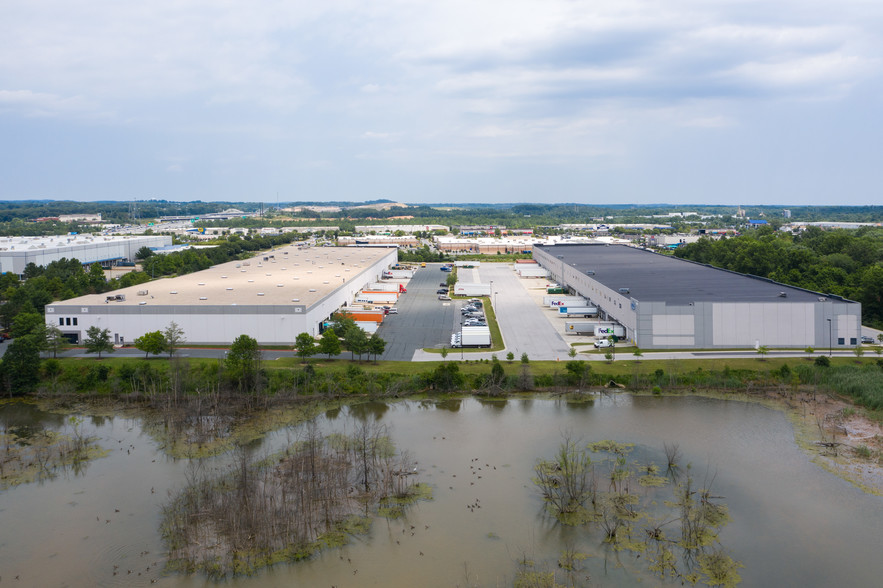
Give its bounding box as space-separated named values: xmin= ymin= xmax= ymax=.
xmin=437 ymin=288 xmax=449 ymax=294
xmin=861 ymin=335 xmax=875 ymax=344
xmin=438 ymin=295 xmax=451 ymax=301
xmin=593 ymin=339 xmax=613 ymax=348
xmin=387 ymin=307 xmax=398 ymax=314
xmin=440 ymin=283 xmax=448 ymax=287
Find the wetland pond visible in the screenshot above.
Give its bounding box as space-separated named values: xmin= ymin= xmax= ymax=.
xmin=1 ymin=394 xmax=882 ymax=587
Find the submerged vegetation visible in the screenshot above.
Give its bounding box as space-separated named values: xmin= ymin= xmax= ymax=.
xmin=161 ymin=420 xmax=429 ymax=579
xmin=0 ymin=414 xmax=107 ymax=490
xmin=533 ymin=436 xmax=742 ymax=587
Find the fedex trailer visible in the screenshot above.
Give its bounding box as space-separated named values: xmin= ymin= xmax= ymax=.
xmin=557 ymin=306 xmax=598 ymax=317
xmin=546 ymin=296 xmax=588 ymax=308
xmin=594 ymin=325 xmax=625 ymax=338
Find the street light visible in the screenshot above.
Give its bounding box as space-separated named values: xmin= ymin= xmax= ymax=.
xmin=827 ymin=318 xmax=832 ymax=357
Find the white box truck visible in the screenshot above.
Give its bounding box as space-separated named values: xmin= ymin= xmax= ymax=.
xmin=460 ymin=326 xmax=491 ymax=347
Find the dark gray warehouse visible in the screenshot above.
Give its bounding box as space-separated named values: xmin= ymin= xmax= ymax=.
xmin=533 ymin=244 xmax=862 ymax=350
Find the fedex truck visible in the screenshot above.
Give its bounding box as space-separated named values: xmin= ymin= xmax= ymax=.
xmin=557 ymin=306 xmax=598 ymax=317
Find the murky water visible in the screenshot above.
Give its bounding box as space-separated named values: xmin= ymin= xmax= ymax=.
xmin=1 ymin=395 xmax=881 ymax=587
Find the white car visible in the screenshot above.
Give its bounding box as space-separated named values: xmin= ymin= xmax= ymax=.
xmin=593 ymin=339 xmax=612 ymax=348
xmin=387 ymin=307 xmax=398 ymax=314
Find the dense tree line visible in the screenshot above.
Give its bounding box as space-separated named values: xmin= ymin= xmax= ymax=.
xmin=674 ymin=226 xmax=883 ymax=327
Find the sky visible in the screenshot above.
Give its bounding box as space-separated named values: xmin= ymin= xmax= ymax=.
xmin=1 ymin=0 xmax=882 ymax=206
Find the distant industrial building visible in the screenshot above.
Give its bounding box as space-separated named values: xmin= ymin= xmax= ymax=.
xmin=45 ymin=246 xmax=396 ymax=345
xmin=533 ymin=244 xmax=861 ymax=350
xmin=0 ymin=235 xmax=171 ymax=276
xmin=355 ymin=224 xmax=448 ymax=234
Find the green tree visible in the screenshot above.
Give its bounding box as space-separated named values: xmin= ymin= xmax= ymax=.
xmin=343 ymin=326 xmax=369 ymax=362
xmin=520 ymin=352 xmax=529 ymax=364
xmin=367 ymin=333 xmax=387 ymax=364
xmin=44 ymin=323 xmax=68 ymax=359
xmin=1 ymin=337 xmax=41 ymax=396
xmin=226 ymin=334 xmax=262 ymax=392
xmin=84 ymin=326 xmax=114 ymax=359
xmin=294 ymin=332 xmax=317 ymax=364
xmin=506 ymin=351 xmax=515 ymax=362
xmin=135 ymin=246 xmax=154 ymax=260
xmin=11 ymin=311 xmax=45 ymax=339
xmin=135 ymin=330 xmax=167 ymax=358
xmin=756 ymin=345 xmax=769 ymax=361
xmin=163 ymin=322 xmax=186 ymax=358
xmin=441 ymin=346 xmax=449 ymax=362
xmin=318 ymin=328 xmax=342 ymax=359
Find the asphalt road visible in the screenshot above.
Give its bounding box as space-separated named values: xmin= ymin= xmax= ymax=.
xmin=373 ymin=264 xmax=460 ymax=360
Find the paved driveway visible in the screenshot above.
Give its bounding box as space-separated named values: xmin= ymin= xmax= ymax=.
xmin=373 ymin=264 xmax=460 ymax=360
xmin=479 ymin=264 xmax=573 ymax=360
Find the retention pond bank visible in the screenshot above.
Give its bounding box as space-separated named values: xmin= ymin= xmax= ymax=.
xmin=1 ymin=393 xmax=882 ymax=586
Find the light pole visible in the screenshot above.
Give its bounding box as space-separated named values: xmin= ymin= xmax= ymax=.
xmin=827 ymin=318 xmax=832 ymax=357
xmin=490 ymin=280 xmax=493 ymax=309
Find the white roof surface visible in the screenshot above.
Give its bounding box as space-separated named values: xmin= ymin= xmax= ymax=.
xmin=55 ymin=245 xmax=393 ymax=309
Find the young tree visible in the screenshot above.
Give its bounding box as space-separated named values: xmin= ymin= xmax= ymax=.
xmin=163 ymin=321 xmax=186 ymax=358
xmin=568 ymin=347 xmax=577 ymax=359
xmin=367 ymin=333 xmax=387 ymax=364
xmin=226 ymin=334 xmax=262 ymax=392
xmin=318 ymin=328 xmax=342 ymax=359
xmin=506 ymin=351 xmax=514 ymax=362
xmin=756 ymin=345 xmax=769 ymax=361
xmin=84 ymin=326 xmax=114 ymax=359
xmin=44 ymin=323 xmax=69 ymax=359
xmin=343 ymin=326 xmax=369 ymax=362
xmin=441 ymin=346 xmax=449 ymax=362
xmin=294 ymin=332 xmax=317 ymax=364
xmin=520 ymin=352 xmax=530 ymax=364
xmin=135 ymin=330 xmax=167 ymax=358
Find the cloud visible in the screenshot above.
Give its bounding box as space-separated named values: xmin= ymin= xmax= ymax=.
xmin=0 ymin=89 xmax=111 ymax=119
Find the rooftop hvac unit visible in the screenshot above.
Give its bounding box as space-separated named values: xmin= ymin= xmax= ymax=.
xmin=137 ymin=290 xmax=149 ymax=296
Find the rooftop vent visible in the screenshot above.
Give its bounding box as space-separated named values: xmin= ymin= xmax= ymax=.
xmin=221 ymin=275 xmax=228 ymax=279
xmin=292 ymin=298 xmax=300 ymax=302
xmin=137 ymin=290 xmax=149 ymax=296
xmin=618 ymin=287 xmax=630 ymax=294
xmin=226 ymin=287 xmax=233 ymax=290
xmin=257 ymin=293 xmax=265 ymax=296
xmin=197 ymin=283 xmax=205 ymax=286
xmin=199 ymin=296 xmax=207 ymax=300
xmin=139 ymin=301 xmax=147 ymax=305
xmin=778 ymin=292 xmax=787 ymax=298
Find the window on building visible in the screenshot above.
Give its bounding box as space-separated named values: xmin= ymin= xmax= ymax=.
xmin=66 ymin=318 xmax=71 ymax=326
xmin=73 ymin=318 xmax=78 ymax=326
xmin=837 ymin=337 xmax=845 ymax=345
xmin=850 ymin=338 xmax=857 ymax=345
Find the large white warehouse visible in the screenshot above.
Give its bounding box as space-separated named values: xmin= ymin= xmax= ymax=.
xmin=0 ymin=235 xmax=171 ymax=276
xmin=534 ymin=244 xmax=862 ymax=350
xmin=45 ymin=245 xmax=397 ymax=345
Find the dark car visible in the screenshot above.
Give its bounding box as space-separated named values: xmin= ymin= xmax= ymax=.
xmin=440 ymin=283 xmax=448 ymax=287
xmin=862 ymin=335 xmax=875 ymax=344
xmin=437 ymin=288 xmax=448 ymax=294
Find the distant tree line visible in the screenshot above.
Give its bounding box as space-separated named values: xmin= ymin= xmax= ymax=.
xmin=674 ymin=226 xmax=883 ymax=328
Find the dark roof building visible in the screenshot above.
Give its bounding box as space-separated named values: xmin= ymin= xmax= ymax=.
xmin=534 ymin=244 xmax=861 ymax=349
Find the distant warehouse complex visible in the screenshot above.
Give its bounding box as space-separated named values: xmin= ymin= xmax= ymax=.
xmin=533 ymin=244 xmax=861 ymax=350
xmin=45 ymin=246 xmax=396 ymax=345
xmin=0 ymin=235 xmax=172 ymax=277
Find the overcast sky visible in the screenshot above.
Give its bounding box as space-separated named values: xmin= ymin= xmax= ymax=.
xmin=2 ymin=0 xmax=881 ymax=205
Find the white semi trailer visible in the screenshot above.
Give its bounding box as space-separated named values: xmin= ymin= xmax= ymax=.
xmin=557 ymin=306 xmax=598 ymax=317
xmin=460 ymin=326 xmax=491 ymax=347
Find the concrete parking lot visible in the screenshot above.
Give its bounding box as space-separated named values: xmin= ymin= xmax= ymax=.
xmin=373 ymin=264 xmax=461 ymax=360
